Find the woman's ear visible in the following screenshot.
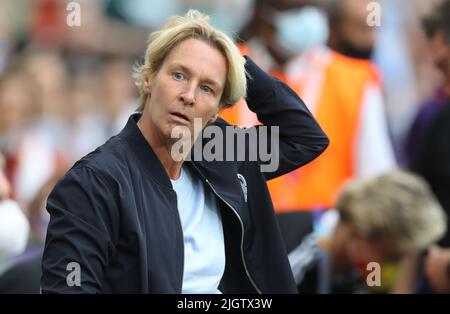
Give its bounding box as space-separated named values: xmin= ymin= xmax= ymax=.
xmin=143 ymin=77 xmax=152 ymax=94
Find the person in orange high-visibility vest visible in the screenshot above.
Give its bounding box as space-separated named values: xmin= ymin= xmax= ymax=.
xmin=220 ymin=0 xmax=396 ymax=253
xmin=269 ymin=46 xmax=396 ymax=211
xmin=268 ymin=0 xmax=397 ymax=253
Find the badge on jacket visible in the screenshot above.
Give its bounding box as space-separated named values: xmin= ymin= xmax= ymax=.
xmin=237 ymin=173 xmax=248 ymax=203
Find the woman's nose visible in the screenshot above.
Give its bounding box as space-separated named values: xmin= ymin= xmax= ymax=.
xmin=179 ymin=86 xmax=196 ymax=106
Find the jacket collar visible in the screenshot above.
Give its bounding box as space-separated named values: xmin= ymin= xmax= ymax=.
xmin=118 ymin=113 xmax=173 ymax=189
xmin=119 ymin=114 xmax=248 ymax=218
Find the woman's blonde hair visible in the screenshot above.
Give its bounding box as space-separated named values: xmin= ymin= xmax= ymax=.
xmin=336 ymin=170 xmax=447 ymax=253
xmin=133 ymin=9 xmax=247 ymax=112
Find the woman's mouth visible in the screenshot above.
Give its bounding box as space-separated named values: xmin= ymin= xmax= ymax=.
xmin=169 ymin=112 xmax=191 ymax=125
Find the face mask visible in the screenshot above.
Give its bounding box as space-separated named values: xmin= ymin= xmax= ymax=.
xmin=0 ymin=200 xmax=30 ymax=261
xmin=275 ymin=6 xmax=329 ymax=54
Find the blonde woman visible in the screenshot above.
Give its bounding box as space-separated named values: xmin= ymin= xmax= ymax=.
xmin=41 ymin=10 xmax=328 ymax=294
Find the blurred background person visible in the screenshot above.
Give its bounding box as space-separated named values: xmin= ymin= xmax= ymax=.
xmin=373 ymin=0 xmax=440 ymax=163
xmin=0 ymin=153 xmax=30 ymax=274
xmin=99 ymin=56 xmax=138 ymax=136
xmin=0 ymin=154 xmax=11 ymax=201
xmin=267 ymin=0 xmax=397 ymax=253
xmin=393 ymin=244 xmax=450 ymax=294
xmin=60 ymin=69 xmax=106 ymax=163
xmin=12 ymin=52 xmax=67 ymax=208
xmin=0 ymin=152 xmax=35 ymax=293
xmin=424 ymin=246 xmax=450 ymax=293
xmin=407 ymin=0 xmax=450 ymax=247
xmin=289 ymin=171 xmax=447 ymax=293
xmin=221 ymin=0 xmax=328 ymax=127
xmin=0 ymin=64 xmax=54 ymax=208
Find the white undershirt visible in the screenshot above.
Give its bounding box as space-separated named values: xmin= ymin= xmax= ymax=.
xmin=355 ymin=83 xmax=398 ymax=178
xmin=171 ymin=165 xmax=225 ymax=294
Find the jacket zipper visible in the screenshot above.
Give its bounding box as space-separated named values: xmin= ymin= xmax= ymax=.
xmin=172 ymin=192 xmax=185 ymax=293
xmin=204 ymin=178 xmax=262 ymax=294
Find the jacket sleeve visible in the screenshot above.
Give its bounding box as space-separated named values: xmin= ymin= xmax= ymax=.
xmin=243 ymin=56 xmax=329 ymax=180
xmin=41 ymin=166 xmax=118 ymax=293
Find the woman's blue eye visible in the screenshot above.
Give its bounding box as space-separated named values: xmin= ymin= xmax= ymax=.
xmin=200 ymin=85 xmax=212 ymax=93
xmin=173 ymin=72 xmax=184 ymax=80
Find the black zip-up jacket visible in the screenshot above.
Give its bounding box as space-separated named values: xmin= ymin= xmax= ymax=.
xmin=41 ymin=57 xmax=329 ymax=293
